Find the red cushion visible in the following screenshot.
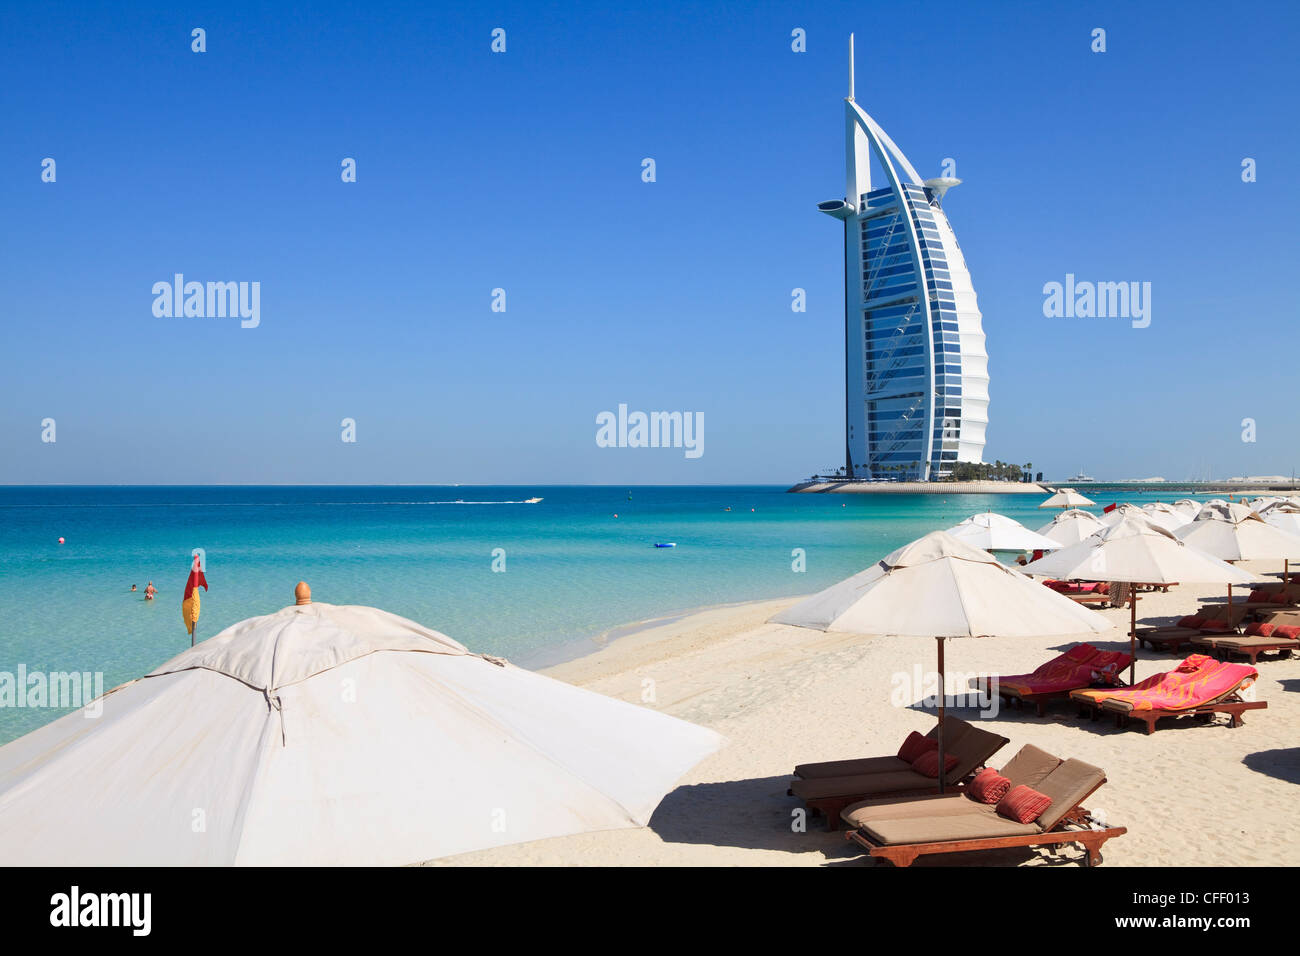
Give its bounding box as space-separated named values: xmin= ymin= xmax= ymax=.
xmin=967 ymin=767 xmax=1012 ymax=805
xmin=1097 ymin=583 xmax=1110 ymax=595
xmin=1200 ymin=620 xmax=1232 ymax=633
xmin=1177 ymin=615 xmax=1205 ymax=628
xmin=1248 ymin=589 xmax=1273 ymax=603
xmin=910 ymin=750 xmax=960 ymax=778
xmin=1274 ymin=625 xmax=1300 ymax=640
xmin=1244 ymin=622 xmax=1275 ymax=637
xmin=897 ymin=731 xmax=938 ymax=763
xmin=996 ymin=785 xmax=1053 ymax=824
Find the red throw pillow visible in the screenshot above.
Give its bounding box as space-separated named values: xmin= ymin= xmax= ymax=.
xmin=996 ymin=785 xmax=1053 ymax=824
xmin=1177 ymin=615 xmax=1205 ymax=628
xmin=1248 ymin=589 xmax=1271 ymax=603
xmin=910 ymin=750 xmax=960 ymax=778
xmin=1200 ymin=620 xmax=1231 ymax=633
xmin=1244 ymin=622 xmax=1275 ymax=637
xmin=1275 ymin=625 xmax=1300 ymax=640
xmin=897 ymin=731 xmax=938 ymax=763
xmin=967 ymin=767 xmax=1011 ymax=805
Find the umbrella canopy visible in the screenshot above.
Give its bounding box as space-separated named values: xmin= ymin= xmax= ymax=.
xmin=1172 ymin=498 xmax=1202 ymax=517
xmin=1035 ymin=508 xmax=1106 ymax=546
xmin=1263 ymin=505 xmax=1300 ymax=538
xmin=1175 ymin=510 xmax=1300 ymax=562
xmin=1038 ymin=488 xmax=1096 ymax=509
xmin=1100 ymin=503 xmax=1182 ymax=533
xmin=774 ymin=531 xmax=1112 ymax=790
xmin=1142 ymin=501 xmax=1192 ymax=529
xmin=0 ymin=597 xmax=723 ymax=865
xmin=1193 ymin=501 xmax=1256 ymax=524
xmin=1022 ymin=514 xmax=1258 ymax=681
xmin=944 ymin=512 xmax=1060 ymax=553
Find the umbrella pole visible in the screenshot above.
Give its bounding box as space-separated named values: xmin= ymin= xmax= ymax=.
xmin=1129 ymin=587 xmax=1136 ymax=684
xmin=936 ymin=636 xmax=946 ymax=795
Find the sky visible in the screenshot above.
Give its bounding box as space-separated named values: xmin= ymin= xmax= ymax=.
xmin=2 ymin=0 xmax=1297 ymax=484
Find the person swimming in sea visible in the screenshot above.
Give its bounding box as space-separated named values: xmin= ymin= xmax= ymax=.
xmin=144 ymin=582 xmax=157 ymax=601
xmin=130 ymin=584 xmax=137 ymax=592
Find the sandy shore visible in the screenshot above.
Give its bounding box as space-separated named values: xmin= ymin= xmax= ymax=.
xmin=426 ymin=562 xmax=1299 ymax=866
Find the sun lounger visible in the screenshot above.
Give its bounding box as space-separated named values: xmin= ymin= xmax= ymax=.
xmin=1136 ymin=610 xmax=1244 ymax=653
xmin=841 ymin=744 xmax=1126 ymax=867
xmin=788 ymin=717 xmax=1009 ymax=830
xmin=1191 ymin=621 xmax=1300 ymax=664
xmin=986 ymin=643 xmax=1132 ymax=716
xmin=1069 ymin=654 xmax=1265 ymax=734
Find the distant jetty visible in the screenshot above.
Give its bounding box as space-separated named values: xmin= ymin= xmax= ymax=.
xmin=789 ymin=480 xmax=1047 ymax=495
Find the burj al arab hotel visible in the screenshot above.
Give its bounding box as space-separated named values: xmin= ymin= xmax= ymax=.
xmin=819 ymin=36 xmax=988 ymax=481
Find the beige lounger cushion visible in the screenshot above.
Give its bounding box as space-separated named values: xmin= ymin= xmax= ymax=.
xmin=861 ymin=811 xmax=1041 ymax=845
xmin=1033 ymin=758 xmax=1105 ymax=831
xmin=793 ymin=756 xmax=910 ymax=779
xmin=997 ymin=744 xmax=1061 ymax=790
xmin=790 ymin=769 xmax=933 ymax=800
xmin=941 ymin=720 xmax=1010 ymax=783
xmin=840 ymin=793 xmax=977 ymax=828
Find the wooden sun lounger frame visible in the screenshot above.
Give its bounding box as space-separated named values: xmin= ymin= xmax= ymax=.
xmin=995 ymin=677 xmax=1130 ymax=718
xmin=844 ymin=778 xmax=1126 ymax=867
xmin=1075 ymin=689 xmax=1267 ymax=734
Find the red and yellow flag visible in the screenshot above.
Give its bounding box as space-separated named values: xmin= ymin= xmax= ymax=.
xmin=182 ymin=554 xmax=209 ymax=637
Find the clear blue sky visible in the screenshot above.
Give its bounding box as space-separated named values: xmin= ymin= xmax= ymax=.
xmin=3 ymin=0 xmax=1297 ymax=484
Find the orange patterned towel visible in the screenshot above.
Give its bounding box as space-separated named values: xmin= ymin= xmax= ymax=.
xmin=1089 ymin=656 xmax=1256 ymax=712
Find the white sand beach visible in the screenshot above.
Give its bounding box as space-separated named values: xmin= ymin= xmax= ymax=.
xmin=427 ymin=561 xmax=1299 ymax=866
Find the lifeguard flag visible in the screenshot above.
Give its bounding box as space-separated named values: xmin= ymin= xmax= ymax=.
xmin=182 ymin=555 xmax=208 ymax=637
xmin=1103 ymin=503 xmax=1118 ymax=514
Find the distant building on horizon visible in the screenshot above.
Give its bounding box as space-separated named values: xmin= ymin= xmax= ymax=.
xmin=819 ymin=36 xmax=989 ymax=481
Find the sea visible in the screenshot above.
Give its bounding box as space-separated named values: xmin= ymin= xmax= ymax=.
xmin=0 ymin=484 xmax=1206 ymax=744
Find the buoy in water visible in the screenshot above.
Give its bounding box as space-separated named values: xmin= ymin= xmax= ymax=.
xmin=58 ymin=537 xmax=65 ymax=544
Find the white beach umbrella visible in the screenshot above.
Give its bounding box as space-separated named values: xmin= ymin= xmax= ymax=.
xmin=1263 ymin=505 xmax=1300 ymax=538
xmin=1038 ymin=488 xmax=1096 ymax=509
xmin=1023 ymin=514 xmax=1258 ymax=680
xmin=1142 ymin=501 xmax=1192 ymax=529
xmin=1172 ymin=498 xmax=1202 ymax=518
xmin=1100 ymin=503 xmax=1182 ymax=533
xmin=1035 ymin=508 xmax=1106 ymax=546
xmin=773 ymin=531 xmax=1111 ymax=790
xmin=0 ymin=590 xmax=723 ymax=865
xmin=944 ymin=512 xmax=1060 ymax=553
xmin=1177 ymin=510 xmax=1300 ymax=586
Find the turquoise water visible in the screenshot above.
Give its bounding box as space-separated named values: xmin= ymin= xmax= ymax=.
xmin=0 ymin=484 xmax=1193 ymax=744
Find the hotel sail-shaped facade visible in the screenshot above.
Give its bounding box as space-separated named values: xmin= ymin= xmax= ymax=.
xmin=819 ymin=38 xmax=988 ymax=480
